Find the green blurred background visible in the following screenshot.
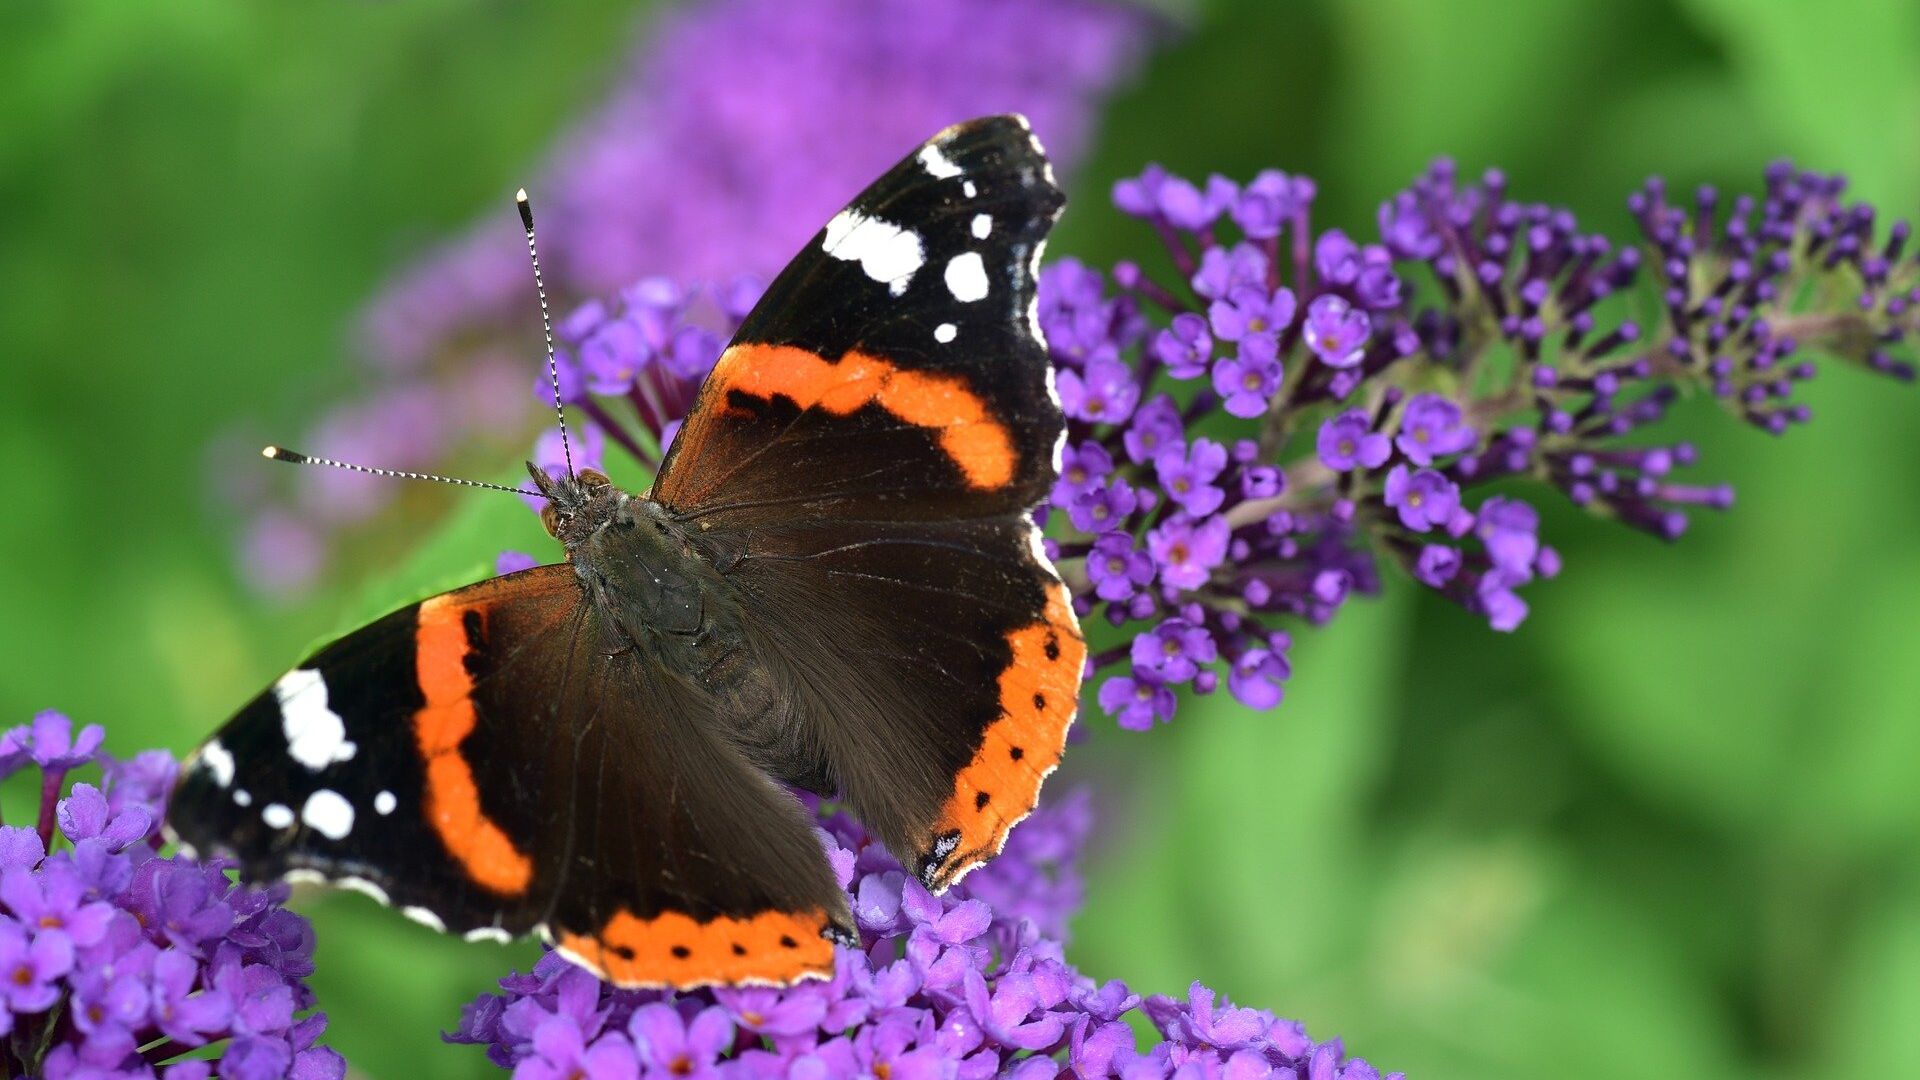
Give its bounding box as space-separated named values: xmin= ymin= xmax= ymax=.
xmin=4 ymin=1 xmax=1918 ymax=1077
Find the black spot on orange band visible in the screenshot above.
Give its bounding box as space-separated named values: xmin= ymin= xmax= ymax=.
xmin=556 ymin=907 xmax=837 ymax=989
xmin=922 ymin=581 xmax=1084 ymax=891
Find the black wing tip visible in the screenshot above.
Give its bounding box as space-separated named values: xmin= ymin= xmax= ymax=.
xmin=932 ymin=114 xmax=1056 ymax=174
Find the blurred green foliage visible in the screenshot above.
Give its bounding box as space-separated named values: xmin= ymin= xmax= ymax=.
xmin=3 ymin=0 xmax=1917 ymax=1077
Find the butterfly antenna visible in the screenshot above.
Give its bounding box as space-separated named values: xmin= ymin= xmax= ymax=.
xmin=261 ymin=446 xmax=546 ymax=498
xmin=517 ymin=189 xmax=574 ymax=479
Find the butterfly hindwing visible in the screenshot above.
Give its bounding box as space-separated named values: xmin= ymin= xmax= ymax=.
xmin=655 ymin=115 xmax=1085 ymax=890
xmin=168 ymin=566 xmax=854 ymax=987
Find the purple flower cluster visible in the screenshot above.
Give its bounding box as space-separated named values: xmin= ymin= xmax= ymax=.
xmin=493 ymin=153 xmax=1916 ymax=737
xmin=230 ymin=0 xmax=1151 ymax=596
xmin=1032 ymin=154 xmax=1914 ymax=728
xmin=450 ymin=790 xmax=1396 ymax=1080
xmin=0 ymin=713 xmax=343 ymax=1080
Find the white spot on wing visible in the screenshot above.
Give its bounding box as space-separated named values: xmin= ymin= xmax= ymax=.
xmin=300 ymin=789 xmax=354 ymax=840
xmin=944 ymin=252 xmax=989 ymax=302
xmin=338 ymin=876 xmax=391 ymax=906
xmin=963 ymin=180 xmax=978 ymax=199
xmin=262 ymin=803 xmax=294 ymax=830
xmin=1025 ymin=237 xmax=1051 ymax=344
xmin=403 ymin=906 xmax=447 ymax=933
xmin=274 ymin=669 xmax=357 ymax=771
xmin=284 ymin=868 xmax=327 ymax=886
xmin=233 ymin=789 xmax=252 ymax=807
xmin=971 ymin=213 xmax=992 ymax=239
xmin=917 ymin=143 xmax=962 ymax=179
xmin=1014 ymin=113 xmax=1059 ymax=187
xmin=934 ymin=323 xmax=957 ymax=344
xmin=464 ymin=927 xmax=513 ymax=944
xmin=198 ymin=739 xmax=234 ymax=788
xmin=1027 ymin=523 xmax=1050 ymax=568
xmin=823 ymin=209 xmax=923 ymax=297
xmin=374 ymin=790 xmax=396 ymax=816
xmin=1052 ymin=425 xmax=1067 ymax=473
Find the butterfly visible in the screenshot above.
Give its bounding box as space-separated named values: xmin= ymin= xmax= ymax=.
xmin=166 ymin=115 xmax=1085 ymax=990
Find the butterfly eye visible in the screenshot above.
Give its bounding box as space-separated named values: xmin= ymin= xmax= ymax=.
xmin=578 ymin=468 xmax=612 ymax=490
xmin=540 ymin=503 xmax=563 ymax=538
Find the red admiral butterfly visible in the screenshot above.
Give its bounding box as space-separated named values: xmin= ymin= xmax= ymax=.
xmin=167 ymin=116 xmax=1085 ymax=989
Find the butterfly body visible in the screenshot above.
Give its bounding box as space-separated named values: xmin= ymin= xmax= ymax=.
xmin=169 ymin=115 xmax=1083 ymax=989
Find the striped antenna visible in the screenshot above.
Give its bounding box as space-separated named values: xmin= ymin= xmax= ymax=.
xmin=517 ymin=188 xmax=574 ymax=479
xmin=261 ymin=446 xmax=545 ymax=498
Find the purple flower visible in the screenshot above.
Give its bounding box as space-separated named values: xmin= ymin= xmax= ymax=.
xmin=1147 ymin=516 xmax=1231 ymax=590
xmin=1041 ymin=259 xmax=1139 ymax=364
xmin=150 ymin=948 xmax=233 ymax=1046
xmin=519 ymin=1015 xmax=634 ymax=1080
xmin=960 ymin=967 xmax=1067 ymax=1050
xmin=1317 ymin=411 xmax=1391 ymax=472
xmin=1478 ymin=576 xmax=1531 ymax=632
xmin=57 ymin=783 xmax=152 ymax=852
xmin=495 ymin=550 xmax=540 ymax=576
xmin=1131 ymin=619 xmax=1218 ymax=684
xmin=1057 ymin=354 xmax=1142 ymax=425
xmin=1146 ymin=982 xmax=1272 ymax=1053
xmin=1087 ymin=533 xmax=1156 ymax=603
xmin=1116 ymin=168 xmax=1238 ymax=230
xmin=1355 ymin=245 xmax=1404 ymax=310
xmin=1123 ymin=395 xmax=1186 ymax=465
xmin=1 ymin=863 xmax=116 ymax=949
xmin=1053 ymin=441 xmax=1114 ymax=507
xmin=1231 ymin=169 xmax=1313 ymax=239
xmin=1190 ymin=243 xmax=1270 ymax=302
xmin=1315 ymin=230 xmax=1365 ymax=286
xmin=1068 ymin=477 xmax=1140 ymax=534
xmin=1395 ymin=393 xmax=1477 ymax=465
xmin=628 ymin=1003 xmax=732 ymax=1077
xmin=102 ymin=751 xmax=177 ymax=827
xmin=1212 ymin=336 xmax=1285 ymax=419
xmin=1227 ymin=647 xmax=1291 ymax=710
xmin=1383 ymin=465 xmax=1463 ymax=533
xmin=1155 ymin=438 xmax=1230 ymax=517
xmin=1152 ymin=312 xmax=1214 ymax=378
xmin=713 ymin=984 xmax=829 ymax=1039
xmin=1242 ymin=464 xmax=1284 ymax=500
xmin=0 ymin=919 xmax=71 ymax=1014
xmin=1098 ymin=674 xmax=1178 ymax=731
xmin=1415 ymin=544 xmax=1463 ymax=587
xmin=1302 ymin=294 xmax=1371 ymax=368
xmin=0 ymin=720 xmax=337 ymax=1077
xmin=1208 ymin=285 xmax=1297 ymax=343
xmin=19 ymin=711 xmax=104 ymax=771
xmin=1475 ymin=496 xmax=1543 ymax=579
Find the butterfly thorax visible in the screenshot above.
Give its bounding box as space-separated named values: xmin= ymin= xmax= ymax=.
xmin=529 ymin=462 xmax=716 ymax=641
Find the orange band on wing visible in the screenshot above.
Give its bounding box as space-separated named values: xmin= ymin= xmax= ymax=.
xmin=414 ymin=596 xmax=534 ymax=896
xmin=711 ymin=344 xmax=1016 ymax=489
xmin=925 ymin=580 xmax=1084 ymax=890
xmin=556 ymin=907 xmax=836 ymax=989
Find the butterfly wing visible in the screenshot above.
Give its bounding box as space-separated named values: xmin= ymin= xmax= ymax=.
xmin=653 ymin=115 xmax=1085 ymax=891
xmin=167 ymin=566 xmax=854 ymax=988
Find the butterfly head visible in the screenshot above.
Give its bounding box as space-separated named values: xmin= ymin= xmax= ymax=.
xmin=528 ymin=463 xmax=621 ymax=550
